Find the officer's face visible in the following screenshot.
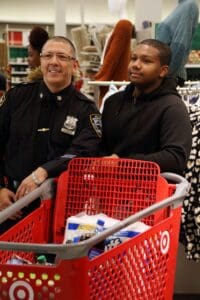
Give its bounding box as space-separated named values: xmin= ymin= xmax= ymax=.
xmin=40 ymin=40 xmax=77 ymax=93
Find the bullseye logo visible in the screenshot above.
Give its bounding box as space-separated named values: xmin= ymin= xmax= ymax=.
xmin=160 ymin=231 xmax=170 ymax=255
xmin=9 ymin=281 xmax=34 ymax=300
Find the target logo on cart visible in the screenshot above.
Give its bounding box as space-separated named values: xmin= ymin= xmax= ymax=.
xmin=160 ymin=231 xmax=170 ymax=255
xmin=9 ymin=280 xmax=34 ymax=300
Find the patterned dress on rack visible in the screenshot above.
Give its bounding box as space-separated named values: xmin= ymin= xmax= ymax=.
xmin=180 ymin=104 xmax=200 ymax=261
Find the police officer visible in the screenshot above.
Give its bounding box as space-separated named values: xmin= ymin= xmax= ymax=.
xmin=0 ymin=36 xmax=101 ymax=225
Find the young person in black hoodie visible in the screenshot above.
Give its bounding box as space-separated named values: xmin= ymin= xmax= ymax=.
xmin=101 ymin=39 xmax=192 ymax=175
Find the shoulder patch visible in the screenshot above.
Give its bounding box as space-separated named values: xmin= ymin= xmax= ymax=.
xmin=90 ymin=114 xmax=102 ymax=137
xmin=0 ymin=94 xmax=6 ymax=108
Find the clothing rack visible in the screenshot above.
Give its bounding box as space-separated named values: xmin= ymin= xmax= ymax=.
xmin=177 ymin=81 xmax=200 ymax=92
xmin=177 ymin=86 xmax=200 ymax=95
xmin=88 ymin=80 xmax=130 ymax=107
xmin=88 ymin=80 xmax=200 ymax=107
xmin=176 ymin=80 xmax=200 ymax=261
xmin=177 ymin=81 xmax=200 ymax=106
xmin=184 ymin=80 xmax=200 ymax=85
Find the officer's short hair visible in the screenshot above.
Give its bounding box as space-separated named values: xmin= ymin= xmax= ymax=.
xmin=139 ymin=39 xmax=171 ymax=66
xmin=42 ymin=36 xmax=76 ymax=57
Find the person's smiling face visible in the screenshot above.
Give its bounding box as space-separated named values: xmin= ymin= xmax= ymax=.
xmin=40 ymin=39 xmax=77 ymax=93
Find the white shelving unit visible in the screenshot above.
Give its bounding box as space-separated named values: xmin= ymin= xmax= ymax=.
xmin=4 ymin=25 xmax=30 ymax=87
xmin=10 ymin=63 xmax=29 ymax=86
xmin=8 ymin=50 xmax=29 ymax=86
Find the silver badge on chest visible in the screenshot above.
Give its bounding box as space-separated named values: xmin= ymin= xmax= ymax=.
xmin=61 ymin=115 xmax=78 ymax=135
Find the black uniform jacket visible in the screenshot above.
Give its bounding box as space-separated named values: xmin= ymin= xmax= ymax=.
xmin=0 ymin=81 xmax=102 ymax=185
xmin=102 ymin=77 xmax=192 ymax=174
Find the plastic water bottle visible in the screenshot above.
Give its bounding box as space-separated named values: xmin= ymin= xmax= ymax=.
xmin=36 ymin=255 xmax=53 ymax=265
xmin=73 ymin=236 xmax=80 ymax=243
xmin=37 ymin=255 xmax=47 ymax=265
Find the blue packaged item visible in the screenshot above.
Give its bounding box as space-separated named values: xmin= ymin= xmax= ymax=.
xmin=105 ymin=222 xmax=151 ymax=251
xmin=88 ymin=248 xmax=104 ymax=260
xmin=95 ymin=219 xmax=105 ymax=234
xmin=63 ymin=213 xmax=117 ymax=244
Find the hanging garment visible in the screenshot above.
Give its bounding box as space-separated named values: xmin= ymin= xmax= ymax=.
xmin=180 ymin=104 xmax=200 ymax=261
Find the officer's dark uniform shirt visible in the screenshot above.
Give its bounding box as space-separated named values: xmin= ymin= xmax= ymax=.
xmin=0 ymin=81 xmax=102 ymax=186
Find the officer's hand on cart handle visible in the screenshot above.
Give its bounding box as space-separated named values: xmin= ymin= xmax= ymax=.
xmin=0 ymin=188 xmax=22 ymax=219
xmin=33 ymin=167 xmax=48 ymax=185
xmin=15 ymin=167 xmax=48 ymax=200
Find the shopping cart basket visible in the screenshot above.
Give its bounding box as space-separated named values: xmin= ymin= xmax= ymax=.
xmin=0 ymin=158 xmax=189 ymax=300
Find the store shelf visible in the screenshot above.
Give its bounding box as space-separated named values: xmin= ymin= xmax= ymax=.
xmin=12 ymin=71 xmax=27 ymax=75
xmin=5 ymin=27 xmax=30 ymax=88
xmin=80 ymin=51 xmax=100 ymax=56
xmin=9 ymin=45 xmax=28 ymax=48
xmin=9 ymin=61 xmax=28 ymax=65
xmin=186 ymin=65 xmax=200 ymax=81
xmin=185 ymin=64 xmax=200 ymax=68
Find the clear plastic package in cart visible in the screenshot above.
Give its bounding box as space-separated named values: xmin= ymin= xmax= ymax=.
xmin=63 ymin=212 xmax=118 ymax=244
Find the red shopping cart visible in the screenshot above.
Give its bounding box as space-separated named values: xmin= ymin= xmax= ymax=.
xmin=0 ymin=158 xmax=189 ymax=300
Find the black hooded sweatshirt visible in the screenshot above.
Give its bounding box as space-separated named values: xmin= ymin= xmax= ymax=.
xmin=102 ymin=77 xmax=192 ymax=174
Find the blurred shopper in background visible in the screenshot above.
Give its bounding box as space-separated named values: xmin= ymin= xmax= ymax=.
xmin=27 ymin=26 xmax=49 ymax=81
xmin=156 ymin=0 xmax=199 ymax=86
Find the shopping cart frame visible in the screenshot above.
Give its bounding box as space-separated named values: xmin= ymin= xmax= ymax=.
xmin=0 ymin=172 xmax=189 ymax=257
xmin=0 ymin=159 xmax=190 ymax=300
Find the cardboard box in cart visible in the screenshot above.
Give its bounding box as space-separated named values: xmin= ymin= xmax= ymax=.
xmin=0 ymin=158 xmax=189 ymax=300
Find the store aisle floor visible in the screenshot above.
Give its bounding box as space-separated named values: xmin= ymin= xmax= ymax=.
xmin=173 ymin=294 xmax=200 ymax=300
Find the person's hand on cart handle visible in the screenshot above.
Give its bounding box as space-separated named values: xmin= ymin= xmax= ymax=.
xmin=0 ymin=188 xmax=22 ymax=220
xmin=88 ymin=153 xmax=120 ymax=171
xmin=104 ymin=153 xmax=119 ymax=159
xmin=103 ymin=153 xmax=119 ymax=166
xmin=15 ymin=167 xmax=48 ymax=200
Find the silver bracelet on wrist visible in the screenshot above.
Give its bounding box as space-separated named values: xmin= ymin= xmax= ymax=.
xmin=31 ymin=171 xmax=41 ymax=186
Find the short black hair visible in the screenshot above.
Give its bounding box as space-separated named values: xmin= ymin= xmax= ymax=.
xmin=43 ymin=36 xmax=76 ymax=57
xmin=29 ymin=26 xmax=49 ymax=53
xmin=139 ymin=39 xmax=172 ymax=66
